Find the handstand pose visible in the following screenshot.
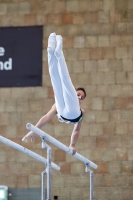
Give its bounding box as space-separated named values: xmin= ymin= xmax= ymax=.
xmin=22 ymin=33 xmax=86 ymax=154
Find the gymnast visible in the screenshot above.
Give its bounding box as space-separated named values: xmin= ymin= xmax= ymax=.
xmin=22 ymin=33 xmax=86 ymax=154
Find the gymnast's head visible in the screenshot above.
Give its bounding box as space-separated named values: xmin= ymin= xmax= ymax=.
xmin=75 ymin=87 xmax=86 ymax=104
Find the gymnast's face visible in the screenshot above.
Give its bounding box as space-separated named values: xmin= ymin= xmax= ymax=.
xmin=76 ymin=90 xmax=85 ymax=105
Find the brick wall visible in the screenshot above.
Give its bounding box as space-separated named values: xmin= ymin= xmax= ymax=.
xmin=0 ymin=0 xmax=133 ymax=199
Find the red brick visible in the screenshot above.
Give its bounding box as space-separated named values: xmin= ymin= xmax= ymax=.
xmin=115 ymin=98 xmax=127 ymax=109
xmin=78 ymin=49 xmax=90 ymax=60
xmin=0 ymin=126 xmax=6 ymax=133
xmin=62 ymin=13 xmax=73 ymax=24
xmin=103 ymin=122 xmax=115 ymax=135
xmin=54 ymin=149 xmax=66 ymax=162
xmin=109 ymin=135 xmax=122 ymax=148
xmin=95 ymin=162 xmax=108 ymax=174
xmin=103 ymin=175 xmax=116 ymax=187
xmin=36 ymin=14 xmax=47 ymax=25
xmin=90 ymin=48 xmax=103 ymax=60
xmin=32 ymin=162 xmax=44 ymax=174
xmin=60 ymin=162 xmax=70 ymax=174
xmin=110 ymin=11 xmax=121 ymax=23
xmin=25 ymin=14 xmax=36 ymax=25
xmin=43 ymin=62 xmax=49 ymax=75
xmin=127 ymin=97 xmax=133 ymax=108
xmin=85 ymin=12 xmax=98 ymax=23
xmin=96 ymin=136 xmax=108 ymax=148
xmin=43 ymin=38 xmax=48 ymax=49
xmin=73 ymin=13 xmax=85 ymax=24
xmin=12 ymin=138 xmax=22 ymax=144
xmin=48 ymin=86 xmax=54 ymax=98
xmin=17 ymin=176 xmax=28 ymax=188
xmin=128 ymin=123 xmax=133 ymax=134
xmin=63 ymin=37 xmax=73 ymax=48
xmin=83 ymin=136 xmax=96 ymax=149
xmin=103 ymin=47 xmax=115 ymax=59
xmin=47 ymin=14 xmax=62 ymax=25
xmin=54 ymin=1 xmax=66 ymax=13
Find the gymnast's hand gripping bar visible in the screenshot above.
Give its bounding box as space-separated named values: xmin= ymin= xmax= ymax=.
xmin=26 ymin=123 xmax=98 ymax=170
xmin=0 ymin=135 xmax=60 ymax=171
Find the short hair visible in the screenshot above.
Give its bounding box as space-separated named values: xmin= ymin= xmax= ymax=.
xmin=75 ymin=86 xmax=86 ymax=99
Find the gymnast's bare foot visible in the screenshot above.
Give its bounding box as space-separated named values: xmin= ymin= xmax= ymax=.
xmin=47 ymin=32 xmax=56 ymax=53
xmin=54 ymin=35 xmax=63 ymax=58
xmin=22 ymin=131 xmax=35 ymax=142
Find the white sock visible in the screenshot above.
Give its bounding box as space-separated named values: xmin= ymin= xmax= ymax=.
xmin=47 ymin=33 xmax=56 ymax=53
xmin=54 ymin=35 xmax=63 ymax=58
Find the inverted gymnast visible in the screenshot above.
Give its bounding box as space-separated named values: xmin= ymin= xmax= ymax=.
xmin=22 ymin=33 xmax=86 ymax=154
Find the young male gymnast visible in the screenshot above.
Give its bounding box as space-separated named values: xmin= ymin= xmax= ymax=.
xmin=22 ymin=33 xmax=86 ymax=154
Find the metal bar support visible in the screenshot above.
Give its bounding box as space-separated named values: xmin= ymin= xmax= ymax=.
xmin=41 ymin=170 xmax=47 ymax=200
xmin=41 ymin=137 xmax=52 ymax=200
xmin=87 ymin=168 xmax=94 ymax=200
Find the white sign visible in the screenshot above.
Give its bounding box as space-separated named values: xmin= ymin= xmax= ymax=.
xmin=0 ymin=47 xmax=5 ymax=56
xmin=0 ymin=47 xmax=12 ymax=70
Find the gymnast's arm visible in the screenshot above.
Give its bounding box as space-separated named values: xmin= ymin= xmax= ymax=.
xmin=22 ymin=104 xmax=57 ymax=142
xmin=69 ymin=109 xmax=85 ymax=155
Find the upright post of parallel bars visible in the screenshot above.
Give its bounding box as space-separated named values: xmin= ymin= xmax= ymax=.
xmin=41 ymin=170 xmax=47 ymax=200
xmin=42 ymin=137 xmax=52 ymax=200
xmin=46 ymin=145 xmax=52 ymax=200
xmin=87 ymin=168 xmax=94 ymax=200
